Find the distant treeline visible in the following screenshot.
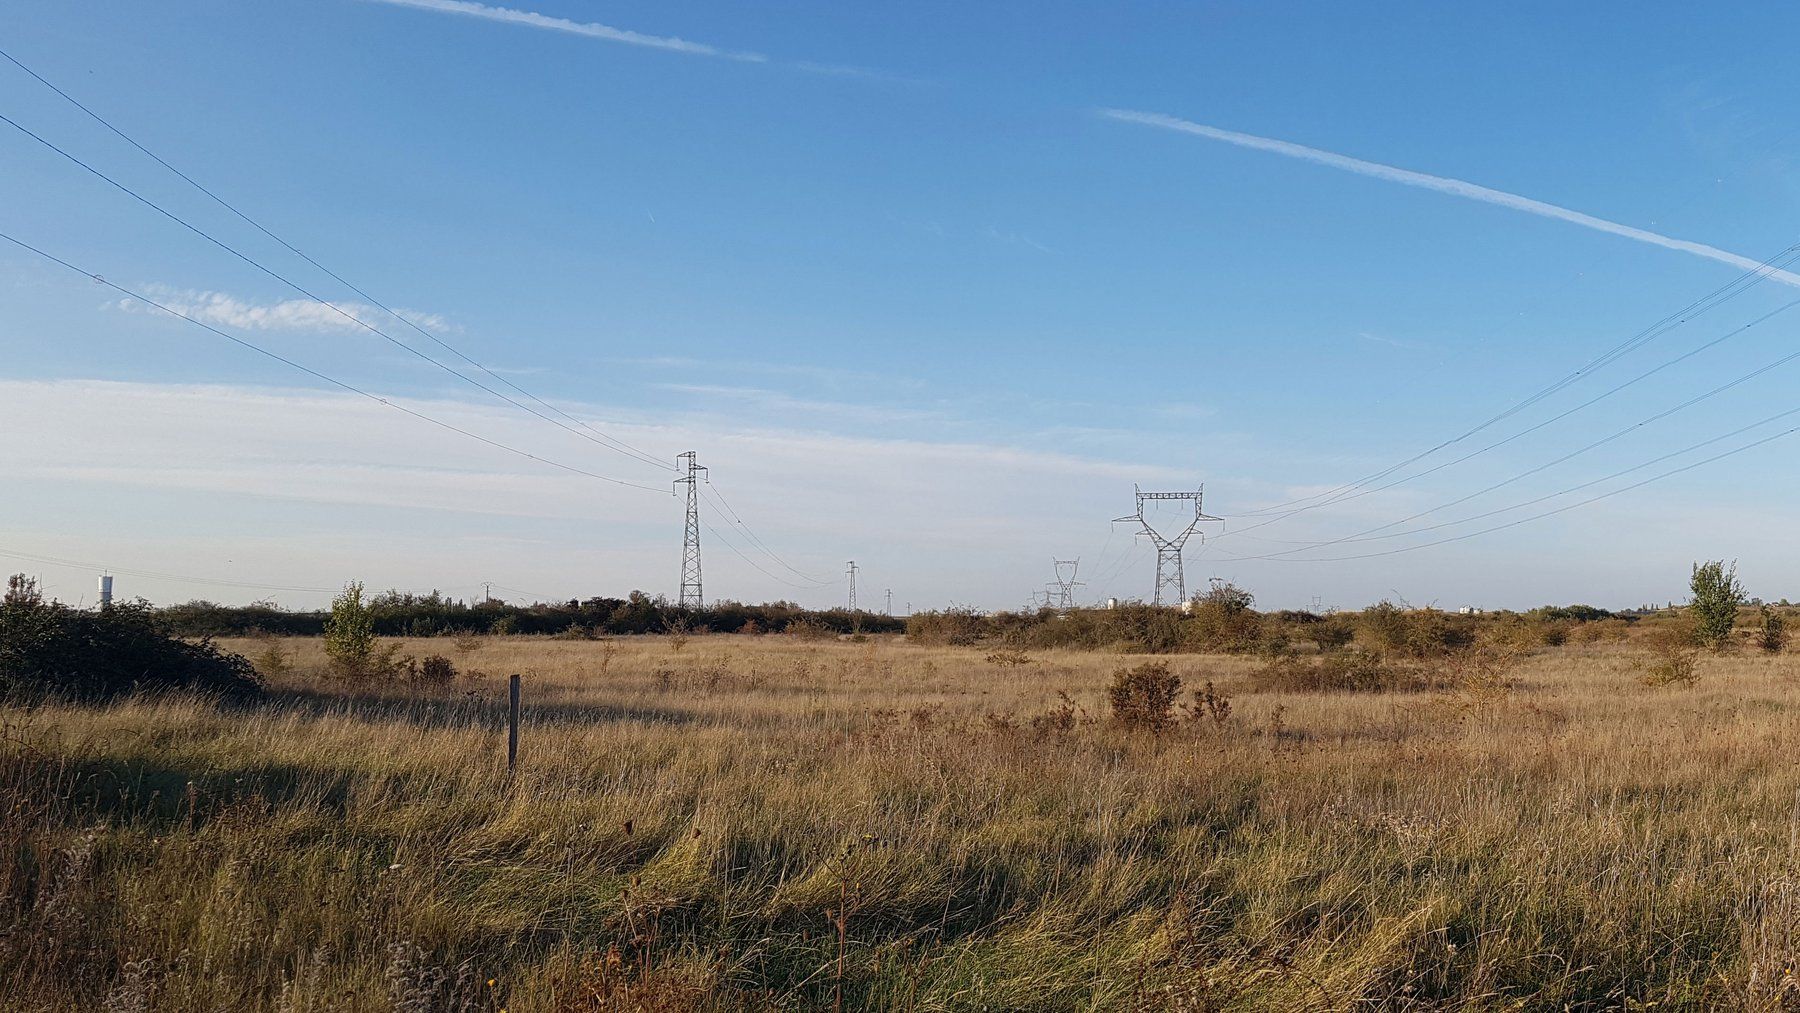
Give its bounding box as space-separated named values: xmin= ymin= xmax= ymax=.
xmin=158 ymin=590 xmax=906 ymax=638
xmin=905 ymin=596 xmax=1633 ymax=655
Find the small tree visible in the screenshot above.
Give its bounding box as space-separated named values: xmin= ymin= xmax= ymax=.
xmin=4 ymin=574 xmax=42 ymax=606
xmin=1689 ymin=560 xmax=1744 ymax=651
xmin=324 ymin=581 xmax=378 ymax=678
xmin=1757 ymin=606 xmax=1788 ymax=655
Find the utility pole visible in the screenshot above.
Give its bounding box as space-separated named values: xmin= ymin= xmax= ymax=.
xmin=675 ymin=451 xmax=708 ymax=609
xmin=1047 ymin=557 xmax=1084 ymax=610
xmin=482 ymin=581 xmax=493 ymax=605
xmin=845 ymin=561 xmax=857 ymax=611
xmin=1114 ymin=484 xmax=1221 ymax=606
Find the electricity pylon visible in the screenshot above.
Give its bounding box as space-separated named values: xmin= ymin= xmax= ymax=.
xmin=1114 ymin=484 xmax=1220 ymax=606
xmin=845 ymin=561 xmax=858 ymax=611
xmin=1047 ymin=558 xmax=1084 ymax=609
xmin=675 ymin=451 xmax=708 ymax=608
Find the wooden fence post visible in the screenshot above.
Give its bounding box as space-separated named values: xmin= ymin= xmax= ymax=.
xmin=507 ymin=673 xmax=521 ymax=775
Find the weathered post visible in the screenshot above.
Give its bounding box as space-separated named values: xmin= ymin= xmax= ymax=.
xmin=507 ymin=673 xmax=521 ymax=775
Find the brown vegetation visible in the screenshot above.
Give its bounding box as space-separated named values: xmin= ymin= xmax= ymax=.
xmin=3 ymin=632 xmax=1800 ymax=1009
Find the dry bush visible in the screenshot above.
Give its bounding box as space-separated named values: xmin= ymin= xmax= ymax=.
xmin=665 ymin=619 xmax=691 ymax=653
xmin=410 ymin=654 xmax=457 ymax=688
xmin=983 ymin=649 xmax=1032 ymax=669
xmin=1251 ymin=650 xmax=1447 ymax=694
xmin=1642 ymin=617 xmax=1702 ymax=687
xmin=1181 ymin=681 xmax=1232 ymax=727
xmin=1354 ymin=602 xmax=1473 ymax=658
xmin=1757 ymin=606 xmax=1789 ymax=655
xmin=783 ymin=618 xmax=835 ymax=642
xmin=1108 ymin=660 xmax=1181 ymax=731
xmin=1567 ymin=617 xmax=1632 ymax=645
xmin=904 ymin=608 xmax=985 ymax=646
xmin=251 ymin=637 xmax=292 ymax=679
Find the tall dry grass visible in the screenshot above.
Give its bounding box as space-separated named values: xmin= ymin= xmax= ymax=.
xmin=3 ymin=634 xmax=1799 ymax=1009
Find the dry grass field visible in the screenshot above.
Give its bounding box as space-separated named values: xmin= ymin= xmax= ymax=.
xmin=5 ymin=633 xmax=1800 ymax=1010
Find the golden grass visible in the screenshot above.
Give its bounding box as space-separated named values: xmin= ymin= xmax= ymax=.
xmin=5 ymin=634 xmax=1800 ymax=1010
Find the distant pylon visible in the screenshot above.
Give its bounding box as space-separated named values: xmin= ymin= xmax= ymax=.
xmin=675 ymin=451 xmax=708 ymax=608
xmin=1048 ymin=557 xmax=1084 ymax=609
xmin=846 ymin=561 xmax=858 ymax=610
xmin=1114 ymin=484 xmax=1220 ymax=606
xmin=885 ymin=588 xmax=893 ymax=615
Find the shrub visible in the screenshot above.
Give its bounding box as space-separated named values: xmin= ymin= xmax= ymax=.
xmin=0 ymin=591 xmax=261 ymax=702
xmin=1030 ymin=691 xmax=1084 ymax=738
xmin=905 ymin=608 xmax=986 ymax=646
xmin=784 ymin=619 xmax=836 ymax=642
xmin=1181 ymin=581 xmax=1264 ymax=653
xmin=252 ymin=638 xmax=292 ymax=679
xmin=324 ymin=582 xmax=379 ymax=679
xmin=1756 ymin=606 xmax=1787 ymax=655
xmin=1312 ymin=618 xmax=1355 ymax=652
xmin=1107 ymin=661 xmax=1181 ymax=732
xmin=1689 ymin=560 xmax=1744 ymax=651
xmin=1182 ymin=681 xmax=1233 ymax=727
xmin=415 ymin=654 xmax=457 ymax=687
xmin=1109 ymin=604 xmax=1185 ymax=654
xmin=1354 ymin=601 xmax=1473 ymax=658
xmin=1642 ymin=618 xmax=1701 ymax=687
xmin=984 ymin=650 xmax=1032 ymax=668
xmin=1250 ymin=650 xmax=1441 ymax=693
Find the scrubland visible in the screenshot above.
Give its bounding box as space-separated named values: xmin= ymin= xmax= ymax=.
xmin=4 ymin=631 xmax=1800 ymax=1010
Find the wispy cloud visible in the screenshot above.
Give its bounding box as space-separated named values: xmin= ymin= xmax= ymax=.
xmin=363 ymin=0 xmax=768 ymax=62
xmin=982 ymin=225 xmax=1055 ymax=255
xmin=1100 ymin=108 xmax=1800 ymax=289
xmin=363 ymin=0 xmax=914 ymax=81
xmin=113 ymin=285 xmax=452 ymax=335
xmin=1356 ymin=330 xmax=1428 ymax=350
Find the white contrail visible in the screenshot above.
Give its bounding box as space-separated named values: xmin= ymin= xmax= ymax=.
xmin=1101 ymin=108 xmax=1800 ymax=289
xmin=364 ymin=0 xmax=768 ymax=62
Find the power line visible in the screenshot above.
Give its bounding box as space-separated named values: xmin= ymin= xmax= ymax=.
xmin=1229 ymin=422 xmax=1800 ymax=564
xmin=0 ymin=545 xmax=340 ymax=594
xmin=699 ymin=481 xmax=828 ymax=583
xmin=1222 ymin=299 xmax=1800 ymax=560
xmin=0 ymin=46 xmax=674 ymax=475
xmin=0 ymin=107 xmax=674 ymax=475
xmin=0 ymin=231 xmax=670 ymax=495
xmin=1229 ymin=243 xmax=1800 ymax=520
xmin=1218 ymin=292 xmax=1800 ymax=547
xmin=1215 ymin=401 xmax=1800 ymax=560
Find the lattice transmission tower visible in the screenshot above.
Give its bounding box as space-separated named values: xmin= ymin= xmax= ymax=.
xmin=1114 ymin=485 xmax=1220 ymax=606
xmin=846 ymin=561 xmax=858 ymax=611
xmin=674 ymin=451 xmax=708 ymax=608
xmin=1047 ymin=558 xmax=1084 ymax=609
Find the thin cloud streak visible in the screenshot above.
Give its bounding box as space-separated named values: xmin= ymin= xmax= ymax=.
xmin=364 ymin=0 xmax=769 ymax=62
xmin=1101 ymin=108 xmax=1800 ymax=289
xmin=113 ymin=285 xmax=454 ymax=335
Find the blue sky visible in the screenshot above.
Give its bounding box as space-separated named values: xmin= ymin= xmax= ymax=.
xmin=5 ymin=1 xmax=1800 ymax=611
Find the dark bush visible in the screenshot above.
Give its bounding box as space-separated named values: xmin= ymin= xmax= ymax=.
xmin=1108 ymin=661 xmax=1181 ymax=731
xmin=906 ymin=608 xmax=986 ymax=646
xmin=1181 ymin=581 xmax=1265 ymax=653
xmin=417 ymin=654 xmax=457 ymax=686
xmin=1354 ymin=602 xmax=1473 ymax=658
xmin=0 ymin=593 xmax=262 ymax=702
xmin=1250 ymin=651 xmax=1442 ymax=694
